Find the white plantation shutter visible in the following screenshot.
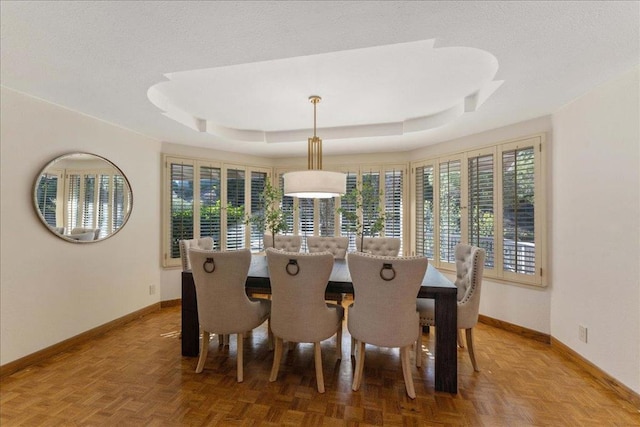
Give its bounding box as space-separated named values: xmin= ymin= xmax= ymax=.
xmin=318 ymin=198 xmax=335 ymax=236
xmin=298 ymin=198 xmax=315 ymax=251
xmin=278 ymin=173 xmax=295 ymax=235
xmin=225 ymin=167 xmax=245 ymax=250
xmin=502 ymin=147 xmax=536 ymax=275
xmin=200 ymin=165 xmax=222 ymax=248
xmin=249 ymin=171 xmax=267 ymax=251
xmin=340 ymin=172 xmax=358 ymax=251
xmin=439 ymin=159 xmax=461 ymax=263
xmin=112 ymin=175 xmax=128 ymax=231
xmin=36 ymin=172 xmax=62 ymax=228
xmin=361 ymin=171 xmax=382 ymax=238
xmin=415 ymin=165 xmax=435 ymax=259
xmin=384 ymin=169 xmax=403 ymax=253
xmin=468 ymin=153 xmax=495 ymax=269
xmin=169 ymin=162 xmax=194 ymax=258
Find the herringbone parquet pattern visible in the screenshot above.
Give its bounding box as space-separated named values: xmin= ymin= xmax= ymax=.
xmin=1 ymin=304 xmax=639 ymax=426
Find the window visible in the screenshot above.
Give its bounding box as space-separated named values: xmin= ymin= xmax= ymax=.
xmin=35 ymin=171 xmax=62 ymax=228
xmin=273 ymin=166 xmax=407 ymax=253
xmin=163 ymin=155 xmax=270 ymax=267
xmin=249 ymin=171 xmax=267 ymax=251
xmin=384 ymin=168 xmax=404 ymax=253
xmin=439 ymin=158 xmax=461 ymax=265
xmin=415 ymin=165 xmax=435 ymax=260
xmin=502 ymin=145 xmax=536 ymax=277
xmin=468 ymin=151 xmax=495 ymax=268
xmin=225 ymin=167 xmax=246 ymax=250
xmin=64 ymin=168 xmax=130 ymax=239
xmin=412 ymin=135 xmax=545 ymax=286
xmin=340 ymin=171 xmax=359 ymax=251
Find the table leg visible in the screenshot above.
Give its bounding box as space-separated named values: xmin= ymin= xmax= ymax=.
xmin=434 ymin=292 xmax=457 ymax=393
xmin=181 ymin=272 xmax=200 ymax=357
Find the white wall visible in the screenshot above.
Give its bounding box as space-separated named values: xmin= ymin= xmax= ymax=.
xmin=0 ymin=88 xmax=162 ymax=365
xmin=551 ymin=67 xmax=640 ymax=393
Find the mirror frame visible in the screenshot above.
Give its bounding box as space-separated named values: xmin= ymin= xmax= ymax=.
xmin=33 ymin=152 xmax=133 ymax=243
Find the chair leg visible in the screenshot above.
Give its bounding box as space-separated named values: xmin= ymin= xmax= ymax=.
xmin=336 ymin=322 xmax=342 ymax=360
xmin=217 ymin=333 xmax=223 ymax=346
xmin=196 ymin=331 xmax=210 ymax=373
xmin=314 ymin=342 xmax=325 ymax=393
xmin=269 ymin=337 xmax=283 ymax=382
xmin=352 ymin=341 xmax=365 ymax=391
xmin=457 ymin=329 xmax=465 ymax=348
xmin=236 ymin=333 xmax=244 ymax=382
xmin=465 ymin=328 xmax=479 ymax=372
xmin=400 ymin=345 xmax=416 ymax=399
xmin=350 ymin=336 xmax=356 ymax=358
xmin=223 ymin=334 xmax=230 ymax=346
xmin=267 ymin=319 xmax=274 ymax=351
xmin=416 ymin=323 xmax=422 ymax=368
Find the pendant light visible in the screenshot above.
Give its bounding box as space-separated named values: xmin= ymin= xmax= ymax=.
xmin=283 ymin=96 xmax=346 ymax=198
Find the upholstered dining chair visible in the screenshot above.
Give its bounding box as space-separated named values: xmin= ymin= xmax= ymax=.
xmin=307 ymin=236 xmax=349 ymax=259
xmin=416 ymin=244 xmax=485 ymax=371
xmin=188 ymin=248 xmax=271 ymax=382
xmin=347 ymin=252 xmax=428 ymax=399
xmin=263 ymin=234 xmax=302 ymax=252
xmin=266 ymin=248 xmax=344 ymax=393
xmin=355 ymin=237 xmax=401 ymax=256
xmin=70 ymin=227 xmax=100 ymax=240
xmin=307 ymin=236 xmax=350 ymax=303
xmin=179 ymin=237 xmax=214 ymax=271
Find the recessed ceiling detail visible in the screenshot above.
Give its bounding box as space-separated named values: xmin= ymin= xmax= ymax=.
xmin=147 ymin=39 xmax=503 ymax=143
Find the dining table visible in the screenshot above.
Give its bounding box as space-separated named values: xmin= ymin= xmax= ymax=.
xmin=181 ymin=255 xmax=459 ymax=393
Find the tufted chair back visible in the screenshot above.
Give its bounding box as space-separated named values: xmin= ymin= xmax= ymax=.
xmin=356 ymin=237 xmax=401 ymax=256
xmin=306 ymin=236 xmax=349 ymax=259
xmin=188 ymin=248 xmax=270 ymax=382
xmin=71 ymin=227 xmax=100 ymax=240
xmin=263 ymin=234 xmax=302 ymax=252
xmin=179 ymin=237 xmax=214 ymax=271
xmin=266 ymin=248 xmax=344 ymax=393
xmin=415 ymin=243 xmax=485 ymax=371
xmin=454 ymin=243 xmax=486 ymax=330
xmin=347 ymin=251 xmax=428 ymax=399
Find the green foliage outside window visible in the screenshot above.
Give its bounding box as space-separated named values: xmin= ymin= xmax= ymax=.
xmin=337 ymin=180 xmax=386 ymax=252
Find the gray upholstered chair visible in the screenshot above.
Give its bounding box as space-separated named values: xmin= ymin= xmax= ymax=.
xmin=306 ymin=236 xmax=350 ymax=303
xmin=416 ymin=244 xmax=485 ymax=371
xmin=307 ymin=236 xmax=349 ymax=259
xmin=263 ymin=234 xmax=302 ymax=252
xmin=67 ymin=231 xmax=95 ymax=241
xmin=179 ymin=237 xmax=215 ymax=271
xmin=355 ymin=237 xmax=401 ymax=256
xmin=266 ymin=248 xmax=344 ymax=393
xmin=188 ymin=248 xmax=271 ymax=382
xmin=70 ymin=227 xmax=100 ymax=240
xmin=347 ymin=252 xmax=428 ymax=399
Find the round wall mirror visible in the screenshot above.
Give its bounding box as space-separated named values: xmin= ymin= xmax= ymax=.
xmin=33 ymin=153 xmax=133 ymax=243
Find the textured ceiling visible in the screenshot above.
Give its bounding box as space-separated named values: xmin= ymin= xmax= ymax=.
xmin=1 ymin=1 xmax=639 ymax=157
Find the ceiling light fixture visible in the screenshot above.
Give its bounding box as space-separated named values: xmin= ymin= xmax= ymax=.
xmin=283 ymin=96 xmax=346 ymax=198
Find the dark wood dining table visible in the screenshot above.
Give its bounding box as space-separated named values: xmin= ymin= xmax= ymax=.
xmin=181 ymin=255 xmax=459 ymax=393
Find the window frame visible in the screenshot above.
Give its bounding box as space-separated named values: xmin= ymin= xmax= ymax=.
xmin=162 ymin=155 xmax=271 ymax=267
xmin=411 ymin=134 xmax=546 ymax=287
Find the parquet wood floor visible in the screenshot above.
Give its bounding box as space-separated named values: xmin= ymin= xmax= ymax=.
xmin=1 ymin=304 xmax=639 ymax=426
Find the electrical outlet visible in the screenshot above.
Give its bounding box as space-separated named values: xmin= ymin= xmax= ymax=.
xmin=149 ymin=284 xmax=156 ymax=295
xmin=579 ymin=325 xmax=588 ymax=343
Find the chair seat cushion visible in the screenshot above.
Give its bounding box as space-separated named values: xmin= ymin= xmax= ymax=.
xmin=416 ymin=299 xmax=435 ymax=326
